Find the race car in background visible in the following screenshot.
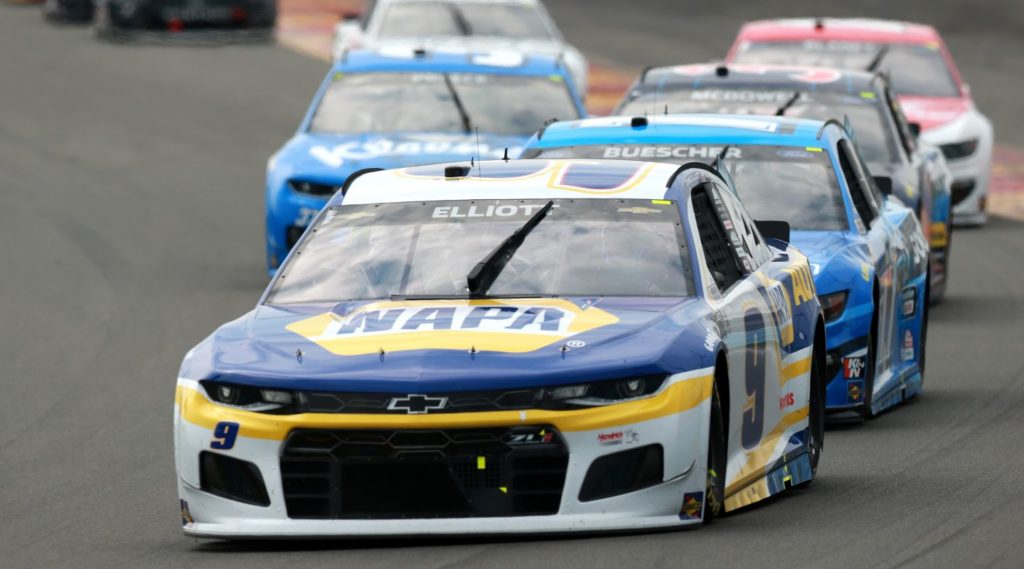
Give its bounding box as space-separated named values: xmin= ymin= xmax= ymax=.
xmin=522 ymin=115 xmax=930 ymax=420
xmin=728 ymin=18 xmax=993 ymax=225
xmin=265 ymin=47 xmax=585 ymax=272
xmin=614 ymin=63 xmax=952 ymax=303
xmin=332 ymin=0 xmax=589 ymax=96
xmin=176 ymin=158 xmax=826 ymax=537
xmin=43 ymin=0 xmax=94 ymax=21
xmin=94 ymin=0 xmax=276 ymax=38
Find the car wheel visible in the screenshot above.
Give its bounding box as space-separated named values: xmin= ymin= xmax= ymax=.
xmin=798 ymin=336 xmax=825 ymax=485
xmin=702 ymin=379 xmax=726 ymax=524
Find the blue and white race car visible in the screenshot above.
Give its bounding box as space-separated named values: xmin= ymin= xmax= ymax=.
xmin=523 ymin=115 xmax=930 ymax=420
xmin=265 ymin=47 xmax=585 ymax=272
xmin=176 ymin=159 xmax=825 ymax=537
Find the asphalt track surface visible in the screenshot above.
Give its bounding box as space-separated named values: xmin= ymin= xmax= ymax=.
xmin=1 ymin=2 xmax=1023 ymax=568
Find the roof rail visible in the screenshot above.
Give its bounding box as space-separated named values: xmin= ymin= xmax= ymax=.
xmin=816 ymin=118 xmax=846 ymax=140
xmin=639 ymin=65 xmax=654 ymax=84
xmin=666 ymin=161 xmax=726 ymax=189
xmin=535 ymin=117 xmax=560 ymax=140
xmin=341 ymin=168 xmax=384 ymax=196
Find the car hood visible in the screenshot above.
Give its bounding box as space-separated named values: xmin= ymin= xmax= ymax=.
xmin=898 ymin=95 xmax=971 ymax=131
xmin=789 ymin=231 xmax=870 ymax=295
xmin=272 ymin=131 xmax=529 ymax=183
xmin=180 ymin=297 xmax=713 ymax=393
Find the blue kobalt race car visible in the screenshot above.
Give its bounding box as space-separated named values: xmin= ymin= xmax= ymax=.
xmin=265 ymin=47 xmax=586 ymax=272
xmin=615 ymin=63 xmax=953 ymax=303
xmin=523 ymin=115 xmax=930 ymax=420
xmin=176 ymin=159 xmax=825 ymax=537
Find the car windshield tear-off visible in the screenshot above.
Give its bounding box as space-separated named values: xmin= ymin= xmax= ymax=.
xmin=466 ymin=200 xmax=555 ymax=297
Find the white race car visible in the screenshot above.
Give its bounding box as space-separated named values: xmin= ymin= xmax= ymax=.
xmin=174 ymin=159 xmax=825 ymax=538
xmin=332 ymin=0 xmax=589 ymax=97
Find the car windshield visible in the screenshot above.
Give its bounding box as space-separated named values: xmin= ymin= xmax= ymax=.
xmin=308 ymin=72 xmax=578 ymax=136
xmin=522 ymin=145 xmax=848 ymax=231
xmin=378 ymin=2 xmax=554 ymax=40
xmin=618 ymin=90 xmax=900 ymax=164
xmin=733 ymin=41 xmax=961 ymax=97
xmin=266 ymin=199 xmax=694 ymax=304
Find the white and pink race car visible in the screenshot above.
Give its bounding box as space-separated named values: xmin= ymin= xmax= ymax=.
xmin=727 ymin=18 xmax=993 ymax=225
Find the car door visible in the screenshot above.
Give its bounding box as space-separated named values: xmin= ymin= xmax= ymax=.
xmin=837 ymin=138 xmax=905 ymax=402
xmin=689 ymin=181 xmax=798 ymax=500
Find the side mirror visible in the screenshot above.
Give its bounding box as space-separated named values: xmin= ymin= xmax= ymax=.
xmin=908 ymin=122 xmax=922 ymax=137
xmin=754 ymin=220 xmax=790 ymax=244
xmin=872 ymin=176 xmax=893 ymax=197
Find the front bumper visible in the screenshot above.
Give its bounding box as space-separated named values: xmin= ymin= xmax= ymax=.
xmin=922 ymin=113 xmax=993 ymax=225
xmin=265 ymin=182 xmax=330 ymax=272
xmin=174 ymin=372 xmax=715 ymax=538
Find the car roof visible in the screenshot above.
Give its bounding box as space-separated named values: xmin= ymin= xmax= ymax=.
xmin=335 ymin=47 xmax=567 ymax=76
xmin=736 ymin=18 xmax=941 ymax=45
xmin=531 ymin=114 xmax=835 ymax=151
xmin=632 ymin=63 xmax=882 ymax=97
xmin=337 ymin=159 xmax=697 ymax=205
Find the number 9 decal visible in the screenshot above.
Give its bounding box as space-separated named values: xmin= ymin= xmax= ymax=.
xmin=211 ymin=421 xmax=240 ymax=450
xmin=741 ymin=309 xmax=766 ymax=451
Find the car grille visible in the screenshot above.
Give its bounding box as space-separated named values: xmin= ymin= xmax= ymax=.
xmin=303 ymin=389 xmax=541 ymax=414
xmin=280 ymin=426 xmax=569 ymax=519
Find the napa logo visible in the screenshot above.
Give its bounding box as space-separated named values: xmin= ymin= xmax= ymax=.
xmin=286 ymin=299 xmax=620 ymax=356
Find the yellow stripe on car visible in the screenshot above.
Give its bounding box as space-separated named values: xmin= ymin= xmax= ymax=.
xmin=176 ymin=374 xmax=713 ymax=440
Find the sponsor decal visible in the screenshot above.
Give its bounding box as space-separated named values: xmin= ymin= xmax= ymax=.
xmin=901 ymin=286 xmax=918 ymax=318
xmin=861 ymin=262 xmax=871 ymax=282
xmin=286 ymin=299 xmax=619 ymax=356
xmin=294 ymin=206 xmax=320 ymax=228
xmin=597 ymin=428 xmax=640 ymax=446
xmin=902 ymin=330 xmax=915 ymax=362
xmin=309 ymin=138 xmax=513 ymax=168
xmin=680 ymin=491 xmax=704 ymax=520
xmin=689 ymin=90 xmax=801 ymax=103
xmin=779 ymin=392 xmax=796 ymax=410
xmin=843 ymin=355 xmax=866 ymax=379
xmin=848 ymin=380 xmax=864 ymax=402
xmin=386 ymin=394 xmax=448 ymax=414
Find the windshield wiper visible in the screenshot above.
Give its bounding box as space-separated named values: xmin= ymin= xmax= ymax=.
xmin=866 ymin=45 xmax=890 ymax=72
xmin=775 ymin=92 xmax=802 ymax=116
xmin=446 ymin=3 xmax=473 ymax=35
xmin=466 ymin=201 xmax=554 ymax=298
xmin=443 ymin=73 xmax=473 ymax=133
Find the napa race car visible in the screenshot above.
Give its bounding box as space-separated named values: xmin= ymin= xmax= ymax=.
xmin=265 ymin=47 xmax=585 ymax=273
xmin=727 ymin=18 xmax=993 ymax=225
xmin=615 ymin=63 xmax=952 ymax=303
xmin=332 ymin=0 xmax=589 ymax=96
xmin=175 ymin=158 xmax=826 ymax=538
xmin=523 ymin=115 xmax=930 ymax=420
xmin=94 ymin=0 xmax=276 ymax=38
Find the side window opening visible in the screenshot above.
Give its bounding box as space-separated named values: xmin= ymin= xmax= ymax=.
xmin=691 ymin=184 xmax=744 ymax=291
xmin=838 ymin=140 xmax=877 ymax=230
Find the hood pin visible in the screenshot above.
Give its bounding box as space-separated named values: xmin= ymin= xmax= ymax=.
xmin=295 ymin=348 xmax=303 ymax=364
xmin=379 ymin=347 xmax=386 ymax=362
xmin=469 ymin=345 xmax=478 ymax=360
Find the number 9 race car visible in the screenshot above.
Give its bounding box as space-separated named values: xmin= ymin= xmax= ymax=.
xmin=175 ymin=159 xmax=826 ymax=538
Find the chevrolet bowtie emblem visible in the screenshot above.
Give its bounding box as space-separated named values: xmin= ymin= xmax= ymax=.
xmin=387 ymin=394 xmax=449 ymax=414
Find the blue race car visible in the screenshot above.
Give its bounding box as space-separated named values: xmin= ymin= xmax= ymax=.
xmin=176 ymin=159 xmax=825 ymax=537
xmin=615 ymin=63 xmax=953 ymax=303
xmin=265 ymin=47 xmax=586 ymax=272
xmin=523 ymin=115 xmax=930 ymax=420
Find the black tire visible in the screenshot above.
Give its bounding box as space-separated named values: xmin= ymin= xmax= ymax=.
xmin=703 ymin=380 xmax=726 ymax=524
xmin=801 ymin=334 xmax=825 ymax=483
